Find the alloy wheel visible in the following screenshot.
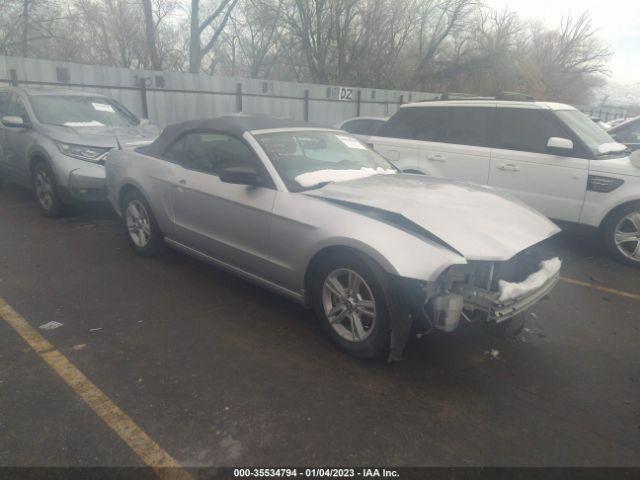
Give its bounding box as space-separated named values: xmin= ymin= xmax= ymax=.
xmin=34 ymin=171 xmax=54 ymax=211
xmin=614 ymin=211 xmax=640 ymax=262
xmin=321 ymin=268 xmax=376 ymax=343
xmin=126 ymin=200 xmax=152 ymax=248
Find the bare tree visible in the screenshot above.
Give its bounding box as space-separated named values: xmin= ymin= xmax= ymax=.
xmin=0 ymin=0 xmax=613 ymax=105
xmin=142 ymin=0 xmax=161 ymax=69
xmin=412 ymin=0 xmax=474 ymax=89
xmin=189 ymin=0 xmax=240 ymax=73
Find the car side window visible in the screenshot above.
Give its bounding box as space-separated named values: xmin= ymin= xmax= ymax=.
xmin=377 ymin=108 xmax=436 ymax=140
xmin=437 ymin=107 xmax=491 ymax=147
xmin=376 ymin=107 xmax=491 ymax=147
xmin=495 ymin=109 xmax=569 ymax=155
xmin=613 ymin=121 xmax=640 ymax=144
xmin=165 ymin=131 xmax=261 ymax=176
xmin=342 ymin=119 xmax=383 ymax=136
xmin=164 ymin=136 xmax=186 ymax=163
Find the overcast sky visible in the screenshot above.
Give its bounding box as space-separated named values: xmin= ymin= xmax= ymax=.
xmin=486 ymin=0 xmax=640 ymax=84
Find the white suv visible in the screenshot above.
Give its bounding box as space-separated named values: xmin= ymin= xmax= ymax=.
xmin=370 ymin=99 xmax=640 ymax=266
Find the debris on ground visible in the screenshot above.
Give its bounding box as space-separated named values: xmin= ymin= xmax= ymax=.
xmin=89 ymin=327 xmax=102 ymax=332
xmin=71 ymin=344 xmax=86 ymax=351
xmin=529 ymin=312 xmax=538 ymax=320
xmin=39 ymin=321 xmax=63 ymax=330
xmin=484 ymin=349 xmax=501 ymax=360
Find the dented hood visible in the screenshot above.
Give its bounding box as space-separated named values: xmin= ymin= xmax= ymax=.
xmin=303 ymin=174 xmax=560 ymax=261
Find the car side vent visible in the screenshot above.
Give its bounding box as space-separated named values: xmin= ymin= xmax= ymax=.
xmin=587 ymin=175 xmax=624 ymax=193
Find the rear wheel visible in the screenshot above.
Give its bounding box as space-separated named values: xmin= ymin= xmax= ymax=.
xmin=31 ymin=161 xmax=63 ymax=217
xmin=122 ymin=190 xmax=164 ymax=257
xmin=602 ymin=202 xmax=640 ymax=267
xmin=312 ymin=251 xmax=391 ymax=359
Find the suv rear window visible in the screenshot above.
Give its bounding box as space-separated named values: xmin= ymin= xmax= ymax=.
xmin=377 ymin=106 xmax=491 ymax=147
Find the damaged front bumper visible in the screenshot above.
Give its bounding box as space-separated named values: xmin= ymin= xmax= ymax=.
xmin=454 ymin=267 xmax=560 ymax=323
xmin=389 ymin=255 xmax=561 ymax=361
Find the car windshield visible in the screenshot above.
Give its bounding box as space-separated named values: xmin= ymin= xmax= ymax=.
xmin=554 ymin=109 xmax=623 ymax=156
xmin=254 ymin=130 xmax=397 ymax=191
xmin=29 ymin=95 xmax=139 ymax=127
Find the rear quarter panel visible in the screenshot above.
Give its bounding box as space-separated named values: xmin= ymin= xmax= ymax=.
xmin=105 ymin=149 xmax=176 ymax=235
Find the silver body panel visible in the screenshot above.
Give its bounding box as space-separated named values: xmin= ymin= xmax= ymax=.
xmin=106 ymin=126 xmax=561 ymax=305
xmin=0 ymin=87 xmax=158 ymax=199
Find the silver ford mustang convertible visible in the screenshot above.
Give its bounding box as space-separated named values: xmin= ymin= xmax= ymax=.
xmin=105 ymin=115 xmax=562 ymax=360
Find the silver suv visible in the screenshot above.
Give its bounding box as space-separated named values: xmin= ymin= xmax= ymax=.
xmin=0 ymin=87 xmax=159 ymax=216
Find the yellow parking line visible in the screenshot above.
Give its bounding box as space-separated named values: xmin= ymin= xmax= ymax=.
xmin=560 ymin=277 xmax=640 ymax=301
xmin=0 ymin=297 xmax=192 ymax=480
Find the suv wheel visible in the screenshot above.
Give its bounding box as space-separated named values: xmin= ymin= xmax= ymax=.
xmin=122 ymin=190 xmax=164 ymax=257
xmin=32 ymin=162 xmax=63 ymax=217
xmin=603 ymin=202 xmax=640 ymax=267
xmin=312 ymin=251 xmax=391 ymax=359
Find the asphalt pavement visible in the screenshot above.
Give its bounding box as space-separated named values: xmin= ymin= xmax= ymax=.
xmin=0 ymin=182 xmax=638 ymax=471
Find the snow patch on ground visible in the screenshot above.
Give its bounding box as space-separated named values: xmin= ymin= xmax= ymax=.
xmin=498 ymin=257 xmax=561 ymax=303
xmin=295 ymin=167 xmax=396 ymax=188
xmin=485 ymin=349 xmax=501 ymax=360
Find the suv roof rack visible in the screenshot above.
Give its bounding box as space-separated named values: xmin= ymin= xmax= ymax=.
xmin=411 ymin=91 xmax=535 ymax=103
xmin=439 ymin=92 xmax=493 ymax=100
xmin=495 ymin=91 xmax=535 ymax=101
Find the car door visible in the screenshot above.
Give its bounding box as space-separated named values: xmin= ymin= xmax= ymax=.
xmin=488 ymin=107 xmax=589 ymax=222
xmin=610 ymin=119 xmax=640 ymax=151
xmin=164 ymin=131 xmax=278 ymax=278
xmin=1 ymin=92 xmax=35 ymax=181
xmin=372 ymin=105 xmax=493 ymax=184
xmin=414 ymin=105 xmax=494 ymax=184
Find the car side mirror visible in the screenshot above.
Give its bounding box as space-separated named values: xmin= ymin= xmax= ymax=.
xmin=546 ymin=137 xmax=573 ymax=152
xmin=219 ymin=168 xmax=265 ymax=187
xmin=630 ymin=150 xmax=640 ymax=168
xmin=1 ymin=116 xmax=28 ymax=128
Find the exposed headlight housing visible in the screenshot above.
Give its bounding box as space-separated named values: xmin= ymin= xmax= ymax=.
xmin=56 ymin=142 xmax=110 ymax=162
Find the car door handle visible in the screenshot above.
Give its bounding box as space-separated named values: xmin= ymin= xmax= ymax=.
xmin=497 ymin=163 xmax=520 ymax=172
xmin=427 ymin=154 xmax=446 ymax=162
xmin=176 ymin=179 xmax=188 ymax=191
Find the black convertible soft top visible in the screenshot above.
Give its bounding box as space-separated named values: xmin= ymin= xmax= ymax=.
xmin=142 ymin=114 xmax=328 ymax=156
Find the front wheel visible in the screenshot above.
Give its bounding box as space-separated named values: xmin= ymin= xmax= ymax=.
xmin=122 ymin=190 xmax=164 ymax=257
xmin=312 ymin=251 xmax=391 ymax=359
xmin=602 ymin=202 xmax=640 ymax=267
xmin=32 ymin=161 xmax=63 ymax=217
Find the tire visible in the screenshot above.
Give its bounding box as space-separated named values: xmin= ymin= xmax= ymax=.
xmin=31 ymin=161 xmax=63 ymax=217
xmin=483 ymin=313 xmax=525 ymax=338
xmin=602 ymin=202 xmax=640 ymax=267
xmin=121 ymin=190 xmax=164 ymax=257
xmin=312 ymin=251 xmax=391 ymax=359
